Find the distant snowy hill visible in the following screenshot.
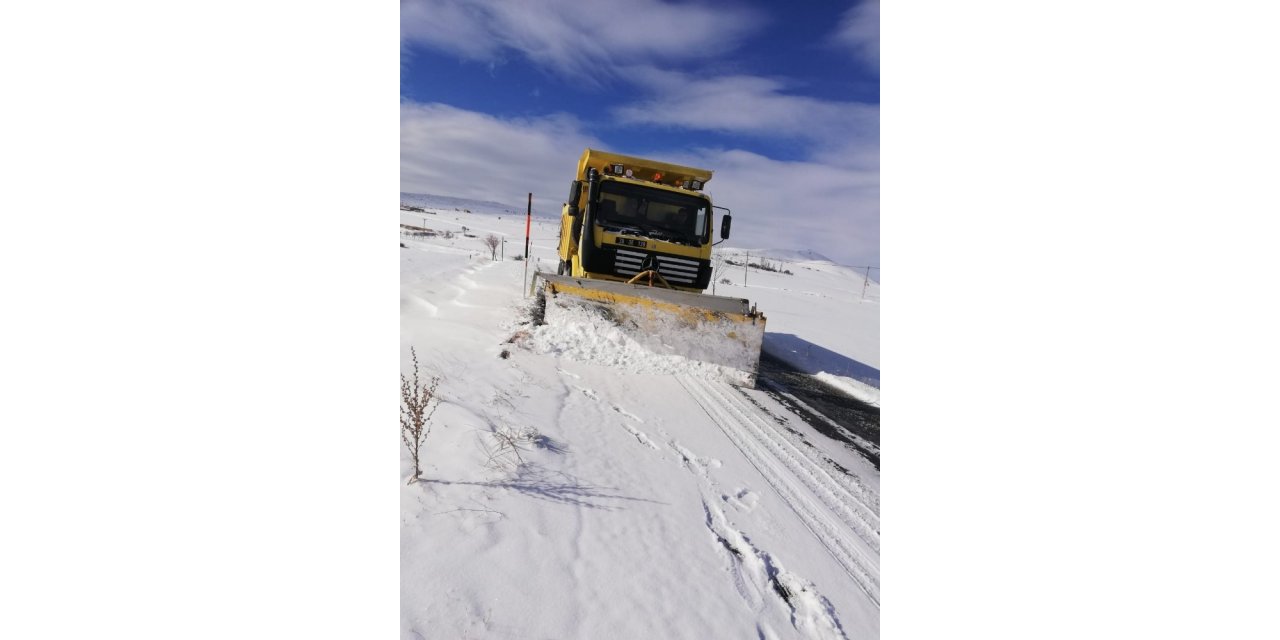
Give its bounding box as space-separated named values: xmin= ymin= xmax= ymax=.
xmin=749 ymin=248 xmax=834 ymax=263
xmin=400 ymin=192 xmax=516 ymax=212
xmin=400 ymin=192 xmax=558 ymax=220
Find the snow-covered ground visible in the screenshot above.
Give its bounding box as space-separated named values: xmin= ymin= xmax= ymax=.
xmin=401 ymin=198 xmax=880 ymax=639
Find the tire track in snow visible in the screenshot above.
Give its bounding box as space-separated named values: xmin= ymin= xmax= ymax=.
xmin=679 ymin=375 xmax=881 ymax=607
xmin=721 ymin=387 xmax=881 ymax=549
xmin=736 ymin=389 xmax=880 ymax=512
xmin=697 ymin=378 xmax=880 ymax=550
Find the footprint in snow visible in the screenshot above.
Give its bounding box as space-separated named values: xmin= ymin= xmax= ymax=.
xmin=621 ymin=423 xmax=659 ymax=450
xmin=610 ymin=404 xmax=644 ymax=423
xmin=722 ymin=488 xmax=760 ymax=512
xmin=567 ymin=385 xmax=657 ymax=449
xmin=670 ymin=441 xmax=722 ymax=476
xmin=702 ymin=499 xmax=849 ymax=639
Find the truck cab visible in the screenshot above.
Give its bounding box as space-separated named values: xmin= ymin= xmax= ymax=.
xmin=557 ymin=149 xmax=730 ymax=293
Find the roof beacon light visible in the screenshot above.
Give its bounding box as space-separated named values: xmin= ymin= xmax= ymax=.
xmin=624 ymin=168 xmax=633 ymax=178
xmin=653 ymin=172 xmax=662 ymax=181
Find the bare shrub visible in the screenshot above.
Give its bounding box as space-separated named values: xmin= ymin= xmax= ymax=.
xmin=400 ymin=347 xmax=440 ymax=484
xmin=483 ymin=234 xmax=501 ymax=260
xmin=484 ymin=426 xmax=540 ymax=472
xmin=748 ymin=258 xmax=781 ymax=272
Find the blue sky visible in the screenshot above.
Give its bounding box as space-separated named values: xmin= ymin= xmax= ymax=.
xmin=401 ymin=0 xmax=879 ymax=267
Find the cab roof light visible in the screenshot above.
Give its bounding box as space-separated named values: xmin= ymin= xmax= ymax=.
xmin=610 ymin=163 xmax=624 ymax=175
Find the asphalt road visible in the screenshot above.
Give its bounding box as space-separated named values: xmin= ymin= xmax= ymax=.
xmin=753 ymin=352 xmax=881 ymax=469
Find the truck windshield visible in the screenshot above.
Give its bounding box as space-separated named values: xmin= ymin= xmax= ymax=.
xmin=596 ymin=181 xmax=709 ymax=246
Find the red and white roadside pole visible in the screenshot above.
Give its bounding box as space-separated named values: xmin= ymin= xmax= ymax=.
xmin=522 ymin=192 xmax=532 ymax=296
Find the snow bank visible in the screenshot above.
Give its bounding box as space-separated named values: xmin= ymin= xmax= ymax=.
xmin=814 ymin=373 xmax=881 ymax=407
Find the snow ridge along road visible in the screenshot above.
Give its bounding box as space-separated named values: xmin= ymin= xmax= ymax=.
xmin=679 ymin=375 xmax=882 ymax=607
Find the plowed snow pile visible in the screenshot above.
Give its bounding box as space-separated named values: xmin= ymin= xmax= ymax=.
xmin=520 ymin=294 xmax=753 ymax=386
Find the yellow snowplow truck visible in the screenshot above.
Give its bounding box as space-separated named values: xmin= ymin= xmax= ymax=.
xmin=536 ymin=149 xmax=766 ymax=386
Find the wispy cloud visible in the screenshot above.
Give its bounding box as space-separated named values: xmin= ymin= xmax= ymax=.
xmin=612 ymin=67 xmax=878 ymax=165
xmin=401 ymin=101 xmax=602 ymax=213
xmin=675 ymin=148 xmax=879 ymax=267
xmin=401 ymin=0 xmax=502 ymax=60
xmin=401 ymin=101 xmax=878 ymax=266
xmin=400 ymin=0 xmax=764 ymax=81
xmin=832 ymin=0 xmax=879 ymax=70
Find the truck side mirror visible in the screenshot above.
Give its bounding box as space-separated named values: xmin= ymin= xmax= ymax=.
xmin=568 ymin=180 xmax=581 ymax=205
xmin=720 ymin=214 xmax=732 ymax=240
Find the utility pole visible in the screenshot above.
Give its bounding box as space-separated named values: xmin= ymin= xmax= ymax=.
xmin=744 ymin=252 xmax=749 ymax=287
xmin=858 ymin=266 xmax=879 ymax=300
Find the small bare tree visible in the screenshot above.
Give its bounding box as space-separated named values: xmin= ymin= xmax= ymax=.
xmin=401 ymin=347 xmax=440 ymax=484
xmin=711 ymin=253 xmax=733 ymax=294
xmin=483 ymin=234 xmax=501 ymax=260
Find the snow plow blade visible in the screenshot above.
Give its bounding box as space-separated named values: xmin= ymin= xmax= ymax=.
xmin=536 ymin=273 xmax=766 ymax=387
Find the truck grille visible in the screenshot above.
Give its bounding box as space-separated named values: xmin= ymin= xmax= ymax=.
xmin=613 ymin=248 xmax=701 ymax=285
